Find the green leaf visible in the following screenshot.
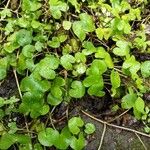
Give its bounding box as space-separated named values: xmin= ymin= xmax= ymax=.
xmin=70 ymin=38 xmax=79 ymax=52
xmin=141 ymin=61 xmax=150 ymax=78
xmin=16 ymin=29 xmax=32 ymax=46
xmin=84 ymin=123 xmax=96 ymax=134
xmin=113 ymin=40 xmax=130 ymax=56
xmin=38 ymin=128 xmax=59 ymax=147
xmin=40 ymin=68 xmax=56 ymax=80
xmin=0 ymin=8 xmax=11 ymax=19
xmin=72 ymin=21 xmax=86 ymax=41
xmin=4 ymin=42 xmax=19 ymax=53
xmin=72 ymin=13 xmax=95 ymax=41
xmin=75 ymin=63 xmax=86 ymax=75
xmin=68 ymin=0 xmax=80 ymax=13
xmin=105 ymin=53 xmax=114 ymax=68
xmin=133 ymin=107 xmax=142 ymax=120
xmin=48 ymin=37 xmax=60 ymax=48
xmin=96 ymin=28 xmax=112 ymax=40
xmin=83 ymin=75 xmax=103 ymax=88
xmin=49 ymin=0 xmax=68 ymax=19
xmin=88 ymin=85 xmax=105 ymax=97
xmin=82 ymin=41 xmax=96 ymax=55
xmin=19 ymin=92 xmax=45 ymax=118
xmin=0 ymin=57 xmax=8 ymax=80
xmin=35 ymin=41 xmax=44 ymax=52
xmin=54 ymin=127 xmax=72 ymax=149
xmin=135 ymin=97 xmax=145 ymax=113
xmin=87 ymin=59 xmax=107 ymax=75
xmin=70 ymin=132 xmax=85 ymax=150
xmin=40 ymin=55 xmax=59 ymax=70
xmin=61 ymin=54 xmax=75 ymax=70
xmin=22 ymin=45 xmax=35 ymax=58
xmin=0 ymin=133 xmax=14 ymax=149
xmin=0 ymin=97 xmax=5 ymax=107
xmin=20 ymin=76 xmax=50 ymax=93
xmin=53 ymin=77 xmax=65 ymax=87
xmin=69 ymin=81 xmax=85 ymax=98
xmin=22 ymin=0 xmax=42 ymax=12
xmin=33 ymin=55 xmax=59 ymax=79
xmin=121 ymin=94 xmax=137 ymax=109
xmin=47 ymin=93 xmax=62 ymax=106
xmin=15 ymin=134 xmax=31 ymax=144
xmin=63 ymin=21 xmax=72 ymax=30
xmin=0 ymin=133 xmax=30 ymax=149
xmin=123 ymin=55 xmax=138 ymax=69
xmin=51 ymin=86 xmax=62 ymax=98
xmin=16 ymin=17 xmax=30 ymax=28
xmin=68 ymin=117 xmax=84 ymax=134
xmin=31 ymin=20 xmax=42 ymax=29
xmin=79 ymin=13 xmax=95 ymax=32
xmin=0 ymin=109 xmax=5 ymax=119
xmin=58 ymin=34 xmax=68 ymax=43
xmin=111 ymin=70 xmax=120 ymax=89
xmin=40 ymin=105 xmax=50 ymax=116
xmin=95 ymin=47 xmax=114 ymax=68
xmin=34 ymin=143 xmax=43 ymax=150
xmin=75 ymin=52 xmax=86 ymax=63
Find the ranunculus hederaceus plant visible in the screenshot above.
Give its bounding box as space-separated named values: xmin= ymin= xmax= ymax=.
xmin=0 ymin=0 xmax=150 ymax=149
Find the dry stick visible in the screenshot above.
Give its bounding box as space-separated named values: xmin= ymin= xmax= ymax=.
xmin=98 ymin=123 xmax=106 ymax=150
xmin=5 ymin=0 xmax=11 ymax=8
xmin=135 ymin=133 xmax=148 ymax=150
xmin=49 ymin=106 xmax=56 ymax=130
xmin=107 ymin=109 xmax=130 ymax=123
xmin=81 ymin=110 xmax=150 ymax=138
xmin=13 ymin=69 xmax=22 ymax=99
xmin=13 ymin=70 xmax=30 ymax=135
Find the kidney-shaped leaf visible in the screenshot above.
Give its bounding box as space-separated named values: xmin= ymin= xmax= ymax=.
xmin=70 ymin=132 xmax=85 ymax=150
xmin=61 ymin=54 xmax=75 ymax=70
xmin=69 ymin=81 xmax=85 ymax=98
xmin=38 ymin=128 xmax=59 ymax=147
xmin=68 ymin=117 xmax=84 ymax=135
xmin=84 ymin=123 xmax=96 ymax=134
xmin=121 ymin=94 xmax=137 ymax=109
xmin=16 ymin=29 xmax=32 ymax=46
xmin=20 ymin=76 xmax=50 ymax=93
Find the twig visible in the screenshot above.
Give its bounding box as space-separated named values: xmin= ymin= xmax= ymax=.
xmin=24 ymin=116 xmax=30 ymax=136
xmin=114 ymin=68 xmax=128 ymax=78
xmin=135 ymin=133 xmax=147 ymax=150
xmin=5 ymin=0 xmax=11 ymax=8
xmin=13 ymin=69 xmax=22 ymax=99
xmin=81 ymin=110 xmax=150 ymax=138
xmin=49 ymin=106 xmax=56 ymax=129
xmin=107 ymin=109 xmax=130 ymax=123
xmin=98 ymin=123 xmax=106 ymax=150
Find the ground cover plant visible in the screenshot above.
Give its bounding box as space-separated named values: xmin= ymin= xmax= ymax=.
xmin=0 ymin=0 xmax=150 ymax=149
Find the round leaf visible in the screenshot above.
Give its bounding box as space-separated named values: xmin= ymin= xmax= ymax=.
xmin=68 ymin=117 xmax=84 ymax=135
xmin=61 ymin=54 xmax=75 ymax=70
xmin=69 ymin=81 xmax=85 ymax=98
xmin=84 ymin=123 xmax=96 ymax=134
xmin=38 ymin=128 xmax=59 ymax=147
xmin=63 ymin=21 xmax=72 ymax=30
xmin=47 ymin=93 xmax=62 ymax=106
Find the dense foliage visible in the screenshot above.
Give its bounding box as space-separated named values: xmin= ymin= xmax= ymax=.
xmin=0 ymin=0 xmax=150 ymax=149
